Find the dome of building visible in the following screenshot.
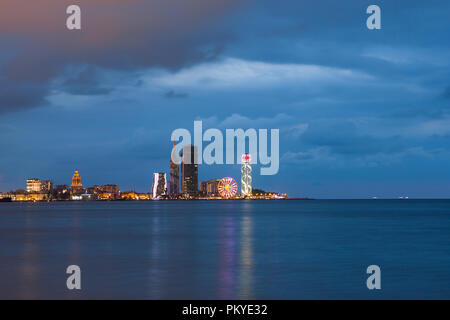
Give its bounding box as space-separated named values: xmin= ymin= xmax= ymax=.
xmin=71 ymin=170 xmax=82 ymax=189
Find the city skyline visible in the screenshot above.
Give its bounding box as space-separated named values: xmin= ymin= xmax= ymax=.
xmin=0 ymin=147 xmax=284 ymax=200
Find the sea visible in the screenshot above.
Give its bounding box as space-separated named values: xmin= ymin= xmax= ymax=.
xmin=0 ymin=200 xmax=449 ymax=299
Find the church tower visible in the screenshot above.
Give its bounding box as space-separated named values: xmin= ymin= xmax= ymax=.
xmin=71 ymin=170 xmax=83 ymax=194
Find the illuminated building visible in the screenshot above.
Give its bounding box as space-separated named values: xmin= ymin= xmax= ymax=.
xmin=98 ymin=192 xmax=115 ymax=200
xmin=54 ymin=185 xmax=70 ymax=200
xmin=200 ymin=179 xmax=221 ymax=195
xmin=71 ymin=194 xmax=93 ymax=201
xmin=200 ymin=181 xmax=207 ymax=194
xmin=27 ymin=193 xmax=49 ymax=201
xmin=152 ymin=173 xmax=167 ymax=199
xmin=169 ymin=143 xmax=180 ymax=195
xmin=84 ymin=186 xmax=100 ymax=200
xmin=181 ymin=145 xmax=198 ymax=196
xmin=13 ymin=194 xmax=27 ymax=201
xmin=71 ymin=170 xmax=83 ymax=194
xmin=120 ymin=191 xmax=139 ymax=200
xmin=0 ymin=193 xmax=10 ymax=200
xmin=241 ymin=153 xmax=252 ymax=197
xmin=40 ymin=180 xmax=53 ymax=193
xmin=101 ymin=184 xmax=119 ymax=199
xmin=26 ymin=179 xmax=41 ymax=193
xmin=120 ymin=192 xmax=151 ymax=200
xmin=217 ymin=177 xmax=238 ymax=199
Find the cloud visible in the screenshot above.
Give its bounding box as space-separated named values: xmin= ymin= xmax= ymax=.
xmin=286 ymin=123 xmax=309 ymax=138
xmin=281 ymin=145 xmax=438 ymax=169
xmin=443 ymin=86 xmax=450 ymax=99
xmin=59 ymin=66 xmax=113 ymax=96
xmin=301 ymin=120 xmax=410 ymax=156
xmin=281 ymin=148 xmax=334 ymax=164
xmin=164 ymin=90 xmax=189 ymax=99
xmin=0 ymin=0 xmax=246 ymax=112
xmin=362 ymin=46 xmax=450 ymax=67
xmin=410 ymin=117 xmax=450 ymax=137
xmin=150 ymin=57 xmax=372 ymax=89
xmin=0 ymin=79 xmax=48 ymax=111
xmin=198 ymin=113 xmax=296 ymax=129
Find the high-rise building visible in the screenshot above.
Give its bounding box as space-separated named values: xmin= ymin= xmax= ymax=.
xmin=181 ymin=145 xmax=198 ymax=196
xmin=26 ymin=179 xmax=41 ymax=193
xmin=241 ymin=153 xmax=252 ymax=197
xmin=152 ymin=173 xmax=167 ymax=199
xmin=169 ymin=143 xmax=180 ymax=195
xmin=71 ymin=170 xmax=83 ymax=194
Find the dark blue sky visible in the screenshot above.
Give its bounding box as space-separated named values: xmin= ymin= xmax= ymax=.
xmin=1 ymin=0 xmax=450 ymax=198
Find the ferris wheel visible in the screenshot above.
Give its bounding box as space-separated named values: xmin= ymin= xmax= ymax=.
xmin=217 ymin=177 xmax=238 ymax=199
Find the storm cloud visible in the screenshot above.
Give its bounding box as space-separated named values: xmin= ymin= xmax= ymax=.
xmin=0 ymin=0 xmax=247 ymax=112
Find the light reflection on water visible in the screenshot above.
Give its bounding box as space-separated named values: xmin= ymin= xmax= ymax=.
xmin=18 ymin=215 xmax=40 ymax=299
xmin=1 ymin=200 xmax=450 ymax=299
xmin=238 ymin=215 xmax=253 ymax=299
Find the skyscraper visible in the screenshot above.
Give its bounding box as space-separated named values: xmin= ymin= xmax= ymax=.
xmin=241 ymin=153 xmax=252 ymax=197
xmin=152 ymin=173 xmax=167 ymax=199
xmin=169 ymin=143 xmax=180 ymax=195
xmin=181 ymin=145 xmax=198 ymax=196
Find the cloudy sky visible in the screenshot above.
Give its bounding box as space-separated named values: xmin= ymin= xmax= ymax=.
xmin=1 ymin=0 xmax=450 ymax=198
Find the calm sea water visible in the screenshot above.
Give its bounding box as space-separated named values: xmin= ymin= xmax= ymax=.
xmin=0 ymin=200 xmax=449 ymax=299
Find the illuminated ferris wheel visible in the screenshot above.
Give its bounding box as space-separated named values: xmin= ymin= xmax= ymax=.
xmin=217 ymin=177 xmax=238 ymax=199
xmin=241 ymin=153 xmax=252 ymax=197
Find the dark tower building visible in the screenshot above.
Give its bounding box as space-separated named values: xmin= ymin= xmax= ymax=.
xmin=169 ymin=143 xmax=180 ymax=195
xmin=181 ymin=145 xmax=198 ymax=196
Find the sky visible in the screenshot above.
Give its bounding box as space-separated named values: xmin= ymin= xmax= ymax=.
xmin=1 ymin=0 xmax=450 ymax=198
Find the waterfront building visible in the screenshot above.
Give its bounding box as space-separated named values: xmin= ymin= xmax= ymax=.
xmin=101 ymin=184 xmax=120 ymax=199
xmin=200 ymin=181 xmax=207 ymax=194
xmin=200 ymin=179 xmax=221 ymax=195
xmin=152 ymin=173 xmax=167 ymax=199
xmin=85 ymin=185 xmax=102 ymax=200
xmin=54 ymin=185 xmax=70 ymax=200
xmin=120 ymin=191 xmax=151 ymax=200
xmin=70 ymin=170 xmax=83 ymax=194
xmin=181 ymin=145 xmax=198 ymax=196
xmin=12 ymin=193 xmax=26 ymax=201
xmin=169 ymin=143 xmax=180 ymax=195
xmin=241 ymin=153 xmax=252 ymax=197
xmin=71 ymin=194 xmax=92 ymax=201
xmin=27 ymin=193 xmax=49 ymax=201
xmin=98 ymin=192 xmax=116 ymax=200
xmin=40 ymin=180 xmax=53 ymax=193
xmin=26 ymin=178 xmax=41 ymax=193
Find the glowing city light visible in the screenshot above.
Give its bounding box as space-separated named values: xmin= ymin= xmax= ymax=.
xmin=241 ymin=153 xmax=252 ymax=197
xmin=217 ymin=177 xmax=238 ymax=199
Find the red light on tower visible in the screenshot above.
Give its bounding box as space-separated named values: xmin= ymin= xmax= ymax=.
xmin=241 ymin=153 xmax=251 ymax=163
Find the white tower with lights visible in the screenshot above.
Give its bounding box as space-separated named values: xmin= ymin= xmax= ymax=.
xmin=241 ymin=153 xmax=252 ymax=197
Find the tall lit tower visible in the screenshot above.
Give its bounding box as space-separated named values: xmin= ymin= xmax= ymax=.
xmin=241 ymin=153 xmax=252 ymax=197
xmin=152 ymin=173 xmax=167 ymax=199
